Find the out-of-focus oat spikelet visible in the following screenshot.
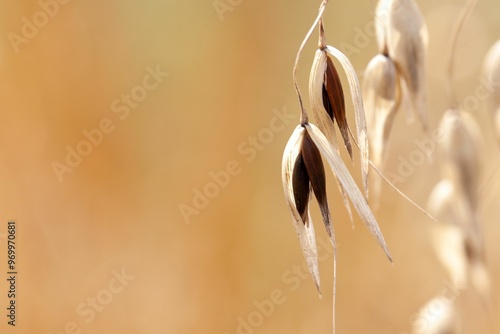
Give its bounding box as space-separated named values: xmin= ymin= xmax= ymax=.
xmin=363 ymin=53 xmax=401 ymax=198
xmin=420 ymin=1 xmax=491 ymax=330
xmin=495 ymin=106 xmax=500 ymax=140
xmin=411 ymin=296 xmax=460 ymax=334
xmin=437 ymin=110 xmax=482 ymax=211
xmin=429 ymin=109 xmax=490 ymax=302
xmin=375 ymin=0 xmax=428 ymax=130
xmin=428 ymin=179 xmax=469 ymax=287
xmin=482 ymin=39 xmax=500 ymax=139
xmin=483 ymin=40 xmax=500 ymax=104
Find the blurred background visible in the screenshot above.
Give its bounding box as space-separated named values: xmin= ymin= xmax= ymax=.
xmin=0 ymin=0 xmax=499 ymax=333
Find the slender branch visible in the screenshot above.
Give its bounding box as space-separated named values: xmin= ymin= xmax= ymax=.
xmin=293 ymin=0 xmax=329 ymax=124
xmin=332 ymin=245 xmax=337 ymax=334
xmin=369 ymin=161 xmax=440 ymax=224
xmin=446 ymin=0 xmax=479 ymax=108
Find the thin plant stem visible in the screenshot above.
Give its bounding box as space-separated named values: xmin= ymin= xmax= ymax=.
xmin=332 ymin=245 xmax=337 ymax=334
xmin=369 ymin=161 xmax=440 ymax=224
xmin=293 ymin=0 xmax=329 ymax=124
xmin=446 ymin=0 xmax=479 ymax=108
xmin=348 ymin=126 xmax=440 ymax=223
xmin=319 ymin=18 xmax=327 ymax=50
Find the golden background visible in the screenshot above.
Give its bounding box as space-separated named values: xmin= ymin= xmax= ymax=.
xmin=0 ymin=0 xmax=499 ymax=333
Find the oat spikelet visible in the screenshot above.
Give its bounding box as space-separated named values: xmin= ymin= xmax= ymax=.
xmin=495 ymin=106 xmax=500 ymax=140
xmin=305 ymin=123 xmax=390 ymax=259
xmin=375 ymin=0 xmax=428 ymax=130
xmin=411 ymin=296 xmax=460 ymax=334
xmin=438 ymin=110 xmax=482 ymax=211
xmin=420 ymin=2 xmax=491 ymax=329
xmin=428 ymin=179 xmax=469 ymax=286
xmin=282 ymin=124 xmax=392 ymax=294
xmin=482 ymin=39 xmax=500 ymax=139
xmin=363 ymin=53 xmax=401 ymax=198
xmin=282 ymin=126 xmax=323 ymax=293
xmin=309 ymin=39 xmax=354 ymax=223
xmin=429 ymin=109 xmax=490 ymax=302
xmin=309 ymin=20 xmax=371 ymax=200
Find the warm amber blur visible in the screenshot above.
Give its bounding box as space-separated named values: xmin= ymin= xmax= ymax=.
xmin=0 ymin=0 xmax=499 ymax=333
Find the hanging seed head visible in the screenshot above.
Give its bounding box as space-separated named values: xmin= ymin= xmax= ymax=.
xmin=469 ymin=260 xmax=491 ymax=304
xmin=310 ymin=49 xmax=352 ymax=159
xmin=376 ymin=0 xmax=428 ymax=130
xmin=482 ymin=39 xmax=500 ymax=139
xmin=282 ymin=123 xmax=392 ymax=293
xmin=428 ymin=179 xmax=469 ymax=286
xmin=291 ymin=129 xmax=332 ymax=235
xmin=309 ymin=22 xmax=371 ymax=199
xmin=363 ymin=53 xmax=401 ymax=198
xmin=463 ymin=217 xmax=490 ymax=301
xmin=324 ymin=56 xmax=352 ymax=158
xmin=428 ymin=178 xmax=491 ymax=303
xmin=495 ymin=106 xmax=500 ymax=139
xmin=309 ymin=47 xmax=357 ymax=217
xmin=482 ymin=39 xmax=500 ymax=107
xmin=282 ymin=124 xmax=333 ymax=293
xmin=411 ymin=296 xmax=460 ymax=334
xmin=437 ymin=109 xmax=482 ymax=210
xmin=310 ymin=49 xmax=339 ymax=150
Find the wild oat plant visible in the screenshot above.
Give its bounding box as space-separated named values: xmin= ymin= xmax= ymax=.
xmin=281 ymin=0 xmax=495 ymax=333
xmin=281 ymin=0 xmax=392 ymax=332
xmin=483 ymin=39 xmax=500 ymax=139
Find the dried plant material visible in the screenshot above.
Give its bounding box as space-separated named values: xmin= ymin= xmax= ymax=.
xmin=325 ymin=45 xmax=370 ymax=200
xmin=433 ymin=224 xmax=468 ymax=289
xmin=469 ymin=261 xmax=491 ymax=304
xmin=309 ymin=23 xmax=370 ymax=200
xmin=482 ymin=39 xmax=500 ymax=138
xmin=309 ymin=47 xmax=354 ymax=223
xmin=310 ymin=49 xmax=353 ymax=158
xmin=282 ymin=123 xmax=392 ymax=292
xmin=428 ymin=180 xmax=468 ymax=287
xmin=310 ymin=49 xmax=339 ymax=149
xmin=496 ymin=106 xmax=500 ymax=139
xmin=304 ymin=123 xmax=391 ymax=261
xmin=427 ymin=179 xmax=469 ymax=229
xmin=286 ymin=3 xmax=392 ymax=332
xmin=412 ymin=297 xmax=460 ymax=334
xmin=363 ymin=53 xmax=401 ymax=198
xmin=437 ymin=109 xmax=482 ymax=211
xmin=375 ymin=0 xmax=428 ymax=130
xmin=445 ymin=0 xmax=479 ymax=108
xmin=463 ymin=224 xmax=490 ymax=302
xmin=421 ymin=1 xmax=491 ymax=329
xmin=483 ymin=40 xmax=500 ymax=106
xmin=430 ymin=108 xmax=490 ymax=303
xmin=282 ymin=126 xmax=324 ymax=293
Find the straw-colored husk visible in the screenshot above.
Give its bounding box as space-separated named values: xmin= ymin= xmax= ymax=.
xmin=375 ymin=0 xmax=428 ymax=130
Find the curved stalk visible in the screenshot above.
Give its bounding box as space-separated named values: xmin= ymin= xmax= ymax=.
xmin=293 ymin=0 xmax=329 ymax=124
xmin=446 ymin=0 xmax=479 ymax=108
